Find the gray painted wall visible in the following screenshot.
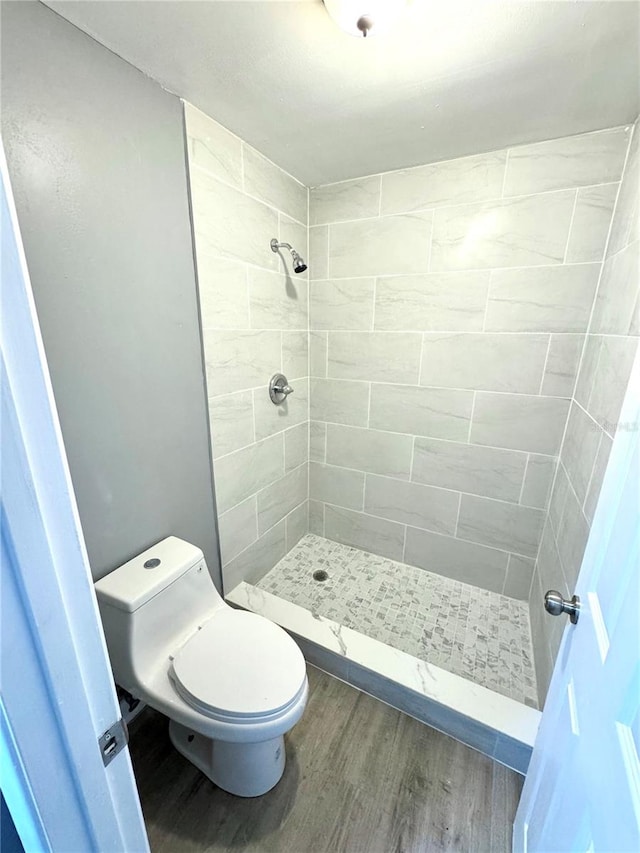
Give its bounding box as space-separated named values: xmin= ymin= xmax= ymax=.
xmin=1 ymin=1 xmax=221 ymax=587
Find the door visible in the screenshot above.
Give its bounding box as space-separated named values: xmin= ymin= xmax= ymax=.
xmin=1 ymin=144 xmax=149 ymax=851
xmin=514 ymin=348 xmax=640 ymax=851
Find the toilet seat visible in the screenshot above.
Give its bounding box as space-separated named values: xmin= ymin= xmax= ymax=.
xmin=170 ymin=609 xmax=307 ymax=721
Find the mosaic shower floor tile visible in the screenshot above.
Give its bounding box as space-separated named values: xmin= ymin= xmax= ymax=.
xmin=258 ymin=534 xmax=538 ymax=708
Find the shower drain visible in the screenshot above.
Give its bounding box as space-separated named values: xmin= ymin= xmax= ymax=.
xmin=312 ymin=569 xmax=329 ymax=582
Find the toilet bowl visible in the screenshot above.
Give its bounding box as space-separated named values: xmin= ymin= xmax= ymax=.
xmin=94 ymin=536 xmax=308 ymax=797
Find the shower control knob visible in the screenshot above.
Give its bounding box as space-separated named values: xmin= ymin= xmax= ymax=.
xmin=544 ymin=590 xmax=580 ymax=624
xmin=269 ymin=373 xmax=294 ymax=405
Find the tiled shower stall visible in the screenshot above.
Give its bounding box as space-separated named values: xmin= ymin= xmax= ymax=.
xmin=185 ymin=102 xmax=639 ymax=720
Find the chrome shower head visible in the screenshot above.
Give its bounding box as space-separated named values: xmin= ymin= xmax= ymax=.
xmin=290 ymin=250 xmax=308 ymax=274
xmin=270 ymin=238 xmax=308 ymax=274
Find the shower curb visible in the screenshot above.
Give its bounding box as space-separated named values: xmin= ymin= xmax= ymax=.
xmin=227 ymin=582 xmax=540 ymax=775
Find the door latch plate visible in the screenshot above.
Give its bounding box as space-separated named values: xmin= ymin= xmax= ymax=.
xmin=98 ymin=717 xmax=129 ymax=767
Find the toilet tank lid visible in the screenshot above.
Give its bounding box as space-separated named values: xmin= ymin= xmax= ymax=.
xmin=94 ymin=536 xmax=204 ymax=613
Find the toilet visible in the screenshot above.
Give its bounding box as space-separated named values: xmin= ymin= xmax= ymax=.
xmin=94 ymin=536 xmax=308 ymax=797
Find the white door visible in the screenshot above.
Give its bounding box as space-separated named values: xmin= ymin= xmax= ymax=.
xmin=1 ymin=145 xmax=149 ymax=851
xmin=514 ymin=349 xmax=640 ymax=852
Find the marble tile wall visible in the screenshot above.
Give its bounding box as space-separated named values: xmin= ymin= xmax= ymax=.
xmin=308 ymin=125 xmax=632 ymax=603
xmin=184 ymin=102 xmax=310 ymax=592
xmin=531 ymin=117 xmax=640 ymax=704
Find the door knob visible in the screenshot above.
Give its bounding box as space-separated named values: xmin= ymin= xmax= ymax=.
xmin=544 ymin=590 xmax=580 ymax=624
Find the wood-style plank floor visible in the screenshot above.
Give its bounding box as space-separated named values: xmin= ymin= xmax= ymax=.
xmin=129 ymin=666 xmax=523 ymax=853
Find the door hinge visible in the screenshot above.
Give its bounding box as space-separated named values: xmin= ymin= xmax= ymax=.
xmin=98 ymin=717 xmax=129 ymax=767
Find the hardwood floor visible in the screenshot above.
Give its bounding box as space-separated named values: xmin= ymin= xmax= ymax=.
xmin=129 ymin=666 xmax=523 ymax=853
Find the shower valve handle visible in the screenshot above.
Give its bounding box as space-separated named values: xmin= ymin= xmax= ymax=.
xmin=269 ymin=373 xmax=294 ymax=405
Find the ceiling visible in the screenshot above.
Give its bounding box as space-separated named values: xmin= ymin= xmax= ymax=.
xmin=44 ymin=0 xmax=640 ymax=186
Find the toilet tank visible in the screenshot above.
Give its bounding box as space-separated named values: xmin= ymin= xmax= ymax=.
xmin=94 ymin=536 xmax=223 ymax=693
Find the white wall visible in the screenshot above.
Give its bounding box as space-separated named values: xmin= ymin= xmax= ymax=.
xmin=308 ymin=126 xmax=630 ymax=599
xmin=184 ymin=104 xmax=310 ymax=592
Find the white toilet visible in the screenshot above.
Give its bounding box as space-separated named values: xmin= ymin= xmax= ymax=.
xmin=94 ymin=536 xmax=308 ymax=797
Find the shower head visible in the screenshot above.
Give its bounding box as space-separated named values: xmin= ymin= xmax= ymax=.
xmin=270 ymin=238 xmax=308 ymax=274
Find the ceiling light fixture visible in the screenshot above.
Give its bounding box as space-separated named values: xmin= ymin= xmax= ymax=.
xmin=323 ymin=0 xmax=407 ymax=38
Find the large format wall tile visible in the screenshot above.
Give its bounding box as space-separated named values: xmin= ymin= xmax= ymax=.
xmin=208 ymin=391 xmax=254 ymax=458
xmin=257 ymin=463 xmax=308 ymax=533
xmin=369 ymin=383 xmax=473 ymax=441
xmin=470 ymin=393 xmax=570 ymax=455
xmin=328 ymin=331 xmax=422 ymax=383
xmin=310 ymin=278 xmax=375 ymax=330
xmin=324 ymin=505 xmax=405 ymax=561
xmin=457 ymin=495 xmax=545 ymax=557
xmin=214 ymin=433 xmax=284 ymax=515
xmin=430 ymin=191 xmax=575 ymax=271
xmin=286 ymin=501 xmax=309 ymax=551
xmin=285 ymin=422 xmax=309 ymax=472
xmin=278 ymin=214 xmax=307 ymax=270
xmin=580 ymin=336 xmax=639 ymax=434
xmin=309 ymin=331 xmax=328 ymax=377
xmin=521 ymin=455 xmax=556 ymax=510
xmin=329 ymin=211 xmax=432 ymax=277
xmin=607 ymin=124 xmax=638 ymax=257
xmin=565 ymin=184 xmax=619 ymax=264
xmin=190 ymin=168 xmax=279 ymax=269
xmin=540 ymin=334 xmax=583 ymax=398
xmin=364 ymin=474 xmax=458 ymax=534
xmin=283 ymin=330 xmax=309 ymax=379
xmin=184 ymin=103 xmax=242 ymax=189
xmin=309 ymin=462 xmax=364 ymax=510
xmin=253 ymin=378 xmax=309 ymax=441
xmin=310 ymin=378 xmax=369 ymax=426
xmin=584 ymin=433 xmax=613 ymax=525
xmin=590 ymin=239 xmax=639 ymax=336
xmin=243 ymin=144 xmax=307 ymax=224
xmin=249 ymin=267 xmax=308 ymax=330
xmin=412 ymin=437 xmax=527 ymax=502
xmin=310 ymin=176 xmax=380 ymax=225
xmin=561 ymin=403 xmax=601 ymax=508
xmin=326 ymin=424 xmax=413 ymax=478
xmin=224 ymin=519 xmax=287 ymax=592
xmin=197 ymin=255 xmax=249 ymax=330
xmin=404 ymin=527 xmax=508 ymax=592
xmin=381 ymin=150 xmax=506 ymax=214
xmin=555 ymin=487 xmax=589 ymax=592
xmin=503 ymin=127 xmax=629 ymax=196
xmin=485 ymin=264 xmax=599 ymax=333
xmin=218 ymin=496 xmax=257 ymax=565
xmin=185 ymin=106 xmax=295 ymax=588
xmin=504 ymin=554 xmax=535 ymax=601
xmin=529 ymin=120 xmax=638 ymax=705
xmin=203 ymin=329 xmax=281 ymax=396
xmin=309 ymin=225 xmax=329 ymax=279
xmin=374 ymin=271 xmax=489 ymax=332
xmin=419 ymin=332 xmax=549 ymax=393
xmin=309 ymin=421 xmax=326 ymax=462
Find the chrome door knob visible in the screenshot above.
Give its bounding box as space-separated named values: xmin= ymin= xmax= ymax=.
xmin=544 ymin=590 xmax=580 ymax=624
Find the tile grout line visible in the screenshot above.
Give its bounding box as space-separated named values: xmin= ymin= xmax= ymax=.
xmin=467 ymin=391 xmax=477 ymax=443
xmin=537 ymin=334 xmax=553 ymax=395
xmin=500 ymin=150 xmax=510 ymax=198
xmin=481 ymin=270 xmax=492 ymax=332
xmin=518 ymin=454 xmax=530 ymax=505
xmin=562 ymin=189 xmax=579 ymax=264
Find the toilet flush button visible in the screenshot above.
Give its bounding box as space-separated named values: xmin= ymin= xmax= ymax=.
xmin=144 ymin=558 xmax=161 ymax=569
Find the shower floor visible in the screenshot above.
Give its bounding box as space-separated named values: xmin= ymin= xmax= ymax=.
xmin=258 ymin=534 xmax=538 ymax=708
